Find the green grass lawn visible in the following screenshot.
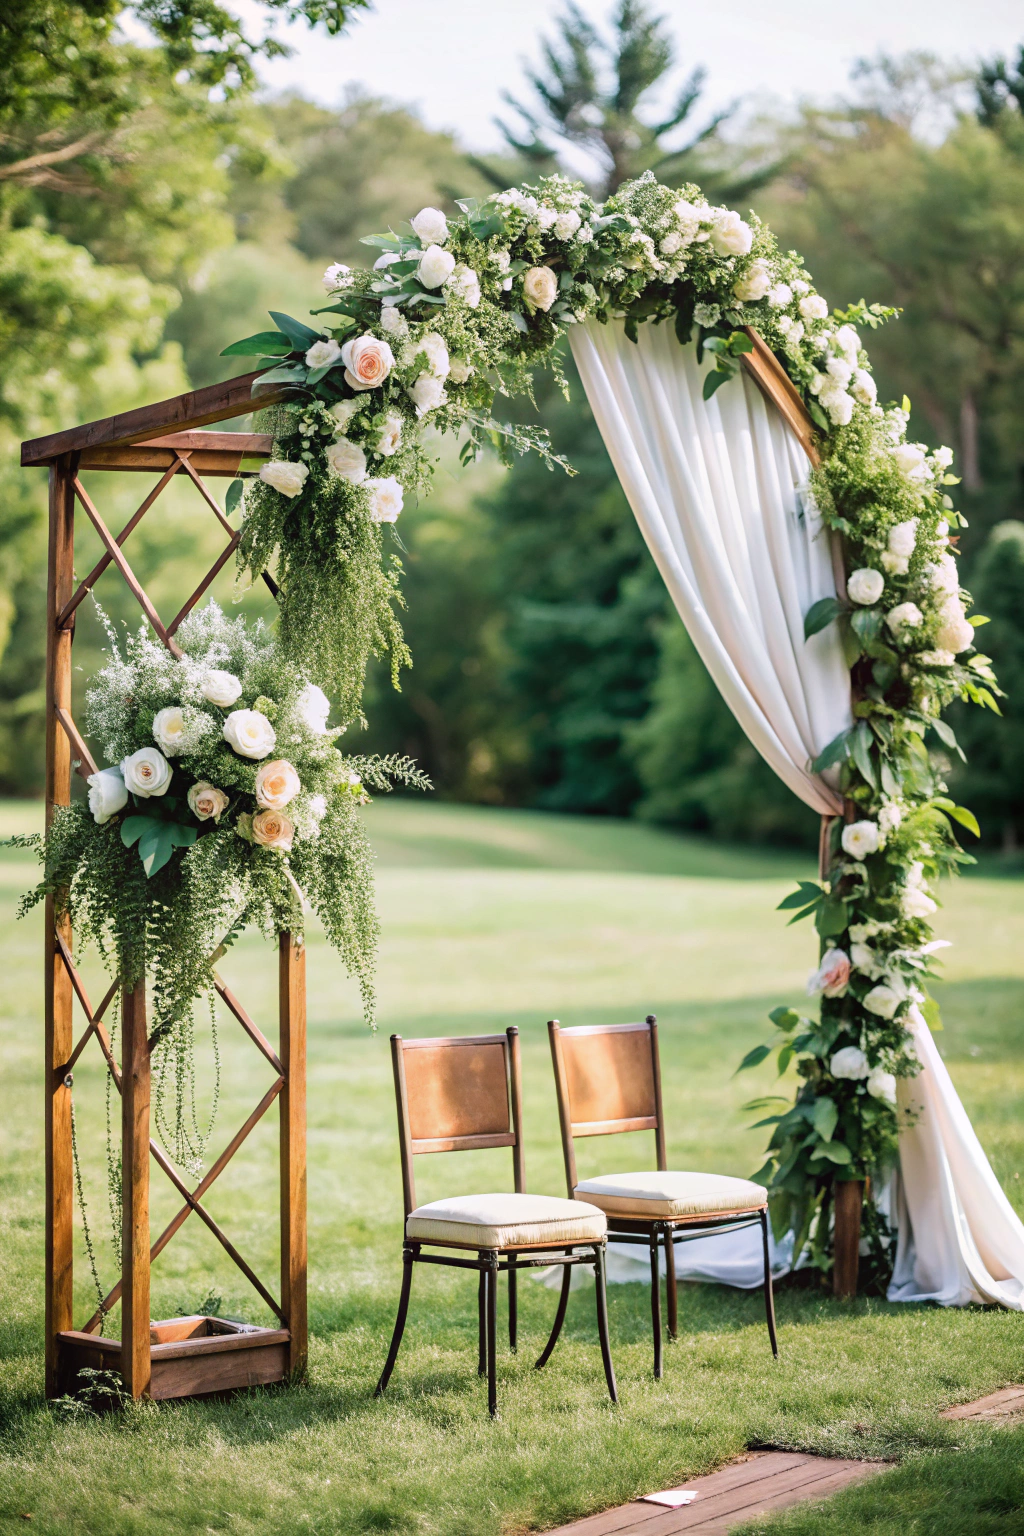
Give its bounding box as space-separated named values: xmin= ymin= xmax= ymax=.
xmin=1 ymin=797 xmax=1023 ymax=1535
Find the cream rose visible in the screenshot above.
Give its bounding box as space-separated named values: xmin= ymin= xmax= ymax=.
xmin=305 ymin=338 xmax=342 ymax=370
xmin=409 ymin=331 xmax=449 ymax=378
xmin=251 ymin=809 xmax=294 ymax=851
xmin=732 ymin=261 xmax=771 ymax=302
xmin=376 ymin=412 xmax=403 ymax=456
xmin=807 ymin=948 xmax=851 ymax=999
xmin=864 ymin=984 xmax=901 ymax=1020
xmin=255 ymin=758 xmax=301 ymax=811
xmin=87 ymin=766 xmax=128 ymax=824
xmin=331 ymin=398 xmax=363 ymax=431
xmin=407 ymin=374 xmax=447 ymax=415
xmin=367 ymin=476 xmax=404 ymax=524
xmin=417 ymin=244 xmax=456 ymax=290
xmin=935 ymin=600 xmax=975 ymax=654
xmin=325 ymin=439 xmax=367 ymax=483
xmin=886 ymin=601 xmax=924 ymax=637
xmin=188 ymin=781 xmax=229 ymax=822
xmin=223 ymin=708 xmax=276 ymax=760
xmin=867 ymin=1068 xmax=897 ymax=1105
xmin=830 ymin=1046 xmax=870 ymax=1080
xmin=851 ymin=369 xmax=877 ymax=406
xmin=799 ymin=293 xmax=829 ymax=321
xmin=341 ymin=333 xmax=395 ymax=392
xmin=259 ymin=461 xmax=308 ymax=499
xmin=893 ymin=442 xmax=931 ymax=482
xmin=152 ymin=706 xmax=187 ymax=756
xmin=294 ymin=682 xmax=331 ymax=733
xmin=523 ymin=266 xmax=558 ymax=311
xmin=842 ymin=820 xmax=881 ymax=859
xmin=203 ymin=670 xmax=242 ymax=707
xmin=411 ymin=206 xmax=449 ymax=245
xmin=554 ymin=209 xmax=581 ymax=240
xmin=121 ymin=746 xmax=172 ymax=798
xmin=847 ymin=568 xmax=885 ymax=606
xmin=448 ymin=358 xmax=474 ymax=385
xmin=710 ymin=209 xmax=752 ymax=256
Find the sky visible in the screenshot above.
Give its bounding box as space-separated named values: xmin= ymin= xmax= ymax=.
xmin=237 ymin=0 xmax=1024 ymax=153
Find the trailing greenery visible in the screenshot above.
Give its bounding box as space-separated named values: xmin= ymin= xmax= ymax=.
xmin=227 ymin=167 xmax=999 ymax=1275
xmin=15 ymin=603 xmax=427 ymax=1173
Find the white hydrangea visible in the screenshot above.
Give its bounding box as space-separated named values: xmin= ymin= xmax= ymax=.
xmin=851 ymin=370 xmax=877 ymax=406
xmin=893 ymin=442 xmax=932 ymax=482
xmin=886 ymin=601 xmax=924 ymax=637
xmin=768 ymin=282 xmax=793 ymax=308
xmin=554 ymin=209 xmax=582 ymax=240
xmin=799 ymin=293 xmax=829 ymax=321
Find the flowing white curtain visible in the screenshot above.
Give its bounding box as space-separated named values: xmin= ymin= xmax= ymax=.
xmin=570 ymin=318 xmax=1024 ymax=1308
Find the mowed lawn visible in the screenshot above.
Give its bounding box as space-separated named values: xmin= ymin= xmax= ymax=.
xmin=1 ymin=797 xmax=1023 ymax=1536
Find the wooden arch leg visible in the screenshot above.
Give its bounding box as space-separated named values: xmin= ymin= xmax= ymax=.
xmin=121 ymin=975 xmax=151 ymax=1399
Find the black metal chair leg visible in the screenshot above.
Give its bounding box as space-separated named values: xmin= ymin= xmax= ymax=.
xmin=478 ymin=1262 xmax=487 ymax=1374
xmin=649 ymin=1228 xmax=663 ymax=1379
xmin=760 ymin=1210 xmax=779 ymax=1359
xmin=535 ymin=1250 xmax=572 ymax=1369
xmin=485 ymin=1253 xmax=498 ymax=1417
xmin=593 ymin=1244 xmax=618 ymax=1404
xmin=665 ymin=1228 xmax=678 ymax=1341
xmin=508 ymin=1253 xmax=518 ymax=1353
xmin=375 ymin=1245 xmax=415 ymax=1397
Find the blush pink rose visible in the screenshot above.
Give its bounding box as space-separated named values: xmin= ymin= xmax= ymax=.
xmin=251 ymin=809 xmax=295 ymax=851
xmin=807 ymin=947 xmax=851 ymax=999
xmin=340 ymin=333 xmax=395 ymax=392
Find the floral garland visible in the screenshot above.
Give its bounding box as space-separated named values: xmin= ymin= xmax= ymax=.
xmin=19 ymin=603 xmax=428 ymax=1171
xmin=221 ymin=170 xmax=999 ymax=1276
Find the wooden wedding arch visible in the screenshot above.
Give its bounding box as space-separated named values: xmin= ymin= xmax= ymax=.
xmin=20 ymin=333 xmax=838 ymax=1405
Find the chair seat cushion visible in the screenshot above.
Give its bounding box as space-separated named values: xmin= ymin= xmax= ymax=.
xmin=574 ymin=1170 xmax=767 ymax=1220
xmin=405 ymin=1192 xmax=607 ymax=1250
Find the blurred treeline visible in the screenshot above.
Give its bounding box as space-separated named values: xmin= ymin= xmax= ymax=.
xmin=3 ymin=3 xmax=1023 ymax=849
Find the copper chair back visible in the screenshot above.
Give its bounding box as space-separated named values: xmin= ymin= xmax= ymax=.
xmin=390 ymin=1027 xmax=525 ymax=1216
xmin=548 ymin=1016 xmax=666 ymax=1193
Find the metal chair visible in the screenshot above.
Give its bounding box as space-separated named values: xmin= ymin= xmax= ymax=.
xmin=375 ymin=1026 xmax=617 ymax=1416
xmin=545 ymin=1015 xmax=778 ymax=1378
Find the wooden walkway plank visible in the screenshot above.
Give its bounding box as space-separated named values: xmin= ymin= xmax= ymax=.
xmin=548 ymin=1453 xmax=888 ymax=1536
xmin=940 ymin=1385 xmax=1024 ymax=1421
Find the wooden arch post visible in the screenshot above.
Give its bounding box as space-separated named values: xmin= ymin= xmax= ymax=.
xmin=24 ymin=374 xmax=311 ymax=1400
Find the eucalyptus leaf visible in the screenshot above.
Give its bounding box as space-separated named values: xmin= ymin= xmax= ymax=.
xmin=268 ymin=310 xmax=321 ymax=349
xmin=225 ymin=479 xmax=243 ymax=517
xmin=220 ymin=331 xmax=293 ymax=358
xmin=736 ymin=1043 xmax=772 ymax=1073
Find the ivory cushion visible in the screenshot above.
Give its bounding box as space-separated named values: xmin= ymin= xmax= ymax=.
xmin=405 ymin=1192 xmax=607 ymax=1249
xmin=574 ymin=1170 xmax=767 ymax=1220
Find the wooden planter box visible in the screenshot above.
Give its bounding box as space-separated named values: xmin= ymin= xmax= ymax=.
xmin=56 ymin=1316 xmax=291 ymax=1401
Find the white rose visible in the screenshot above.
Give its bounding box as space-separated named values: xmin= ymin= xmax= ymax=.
xmin=888 ymin=519 xmax=918 ymax=560
xmin=294 ymin=683 xmax=330 ymax=733
xmin=935 ymin=600 xmax=974 ymax=654
xmin=534 ymin=205 xmax=558 ymax=231
xmin=409 ymin=330 xmax=450 ymax=378
xmin=223 ymin=709 xmax=276 ymax=760
xmin=799 ymin=294 xmax=829 ymax=321
xmin=850 ymin=942 xmax=878 ymax=975
xmin=893 ymin=442 xmax=931 ymax=482
xmin=407 ymin=374 xmax=447 ymax=415
xmin=151 ymin=706 xmax=186 ymax=756
xmin=878 ymin=802 xmax=903 ymax=835
xmin=251 ymin=809 xmax=294 ymax=852
xmin=886 ymin=601 xmax=924 ymax=637
xmin=672 ymin=199 xmax=703 ymax=238
xmin=331 ymin=398 xmax=363 ymax=431
xmin=825 ymin=358 xmax=852 ymax=387
xmin=417 ymin=244 xmax=456 ymax=290
xmin=554 ymin=209 xmax=582 ymax=240
xmin=411 ymin=206 xmax=449 ymax=245
xmin=203 ymin=670 xmax=242 ymax=707
xmin=791 ymin=279 xmax=809 ymax=295
xmin=305 ymin=338 xmax=342 ymax=370
xmin=732 ymin=261 xmax=771 ymax=302
xmin=847 ymin=568 xmax=885 ymax=606
xmin=522 ymin=265 xmax=558 ymax=312
xmin=87 ymin=766 xmax=128 ymax=824
xmin=379 ymin=305 xmax=408 ymax=337
xmin=864 ymin=985 xmax=901 ymax=1020
xmin=373 ymin=252 xmax=402 ymax=271
xmin=851 ymin=370 xmax=877 ymax=406
xmin=446 ymin=265 xmax=481 ymax=308
xmin=448 ymin=357 xmax=475 ymax=385
xmin=933 ymin=445 xmax=955 ymax=470
xmin=823 ymin=388 xmax=854 ymax=426
xmin=322 ymin=263 xmax=351 ymax=292
xmin=768 ymin=282 xmax=793 ymax=308
xmin=836 ymin=324 xmax=860 ymax=361
xmin=259 ymin=461 xmax=308 ymax=499
xmin=867 ymin=1068 xmax=898 ymax=1105
xmin=325 ymin=439 xmax=367 ymax=483
xmin=903 ymin=887 xmax=938 ymax=918
xmin=376 ymin=412 xmax=404 ymax=456
xmin=710 ymin=209 xmax=752 ymax=256
xmin=187 ymin=781 xmax=229 ymax=822
xmin=842 ymin=820 xmax=881 ymax=859
xmin=928 ymin=554 xmax=961 ymax=595
xmin=367 ymin=476 xmax=404 ymax=524
xmin=341 ymin=333 xmax=395 ymax=391
xmin=255 ymin=758 xmax=301 ymax=811
xmin=881 ymin=551 xmax=909 ymax=577
xmin=830 ymin=1046 xmax=870 ymax=1080
xmin=121 ymin=746 xmax=172 ymax=798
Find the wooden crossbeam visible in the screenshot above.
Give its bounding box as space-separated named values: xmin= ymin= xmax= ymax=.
xmin=166 ymin=532 xmax=240 ymax=638
xmin=214 ymin=974 xmax=284 ymax=1075
xmin=58 ymin=459 xmax=181 ymax=628
xmin=73 ymin=478 xmax=181 ymax=656
xmin=741 ymin=329 xmax=820 ymax=467
xmin=54 ymin=706 xmax=99 ymax=779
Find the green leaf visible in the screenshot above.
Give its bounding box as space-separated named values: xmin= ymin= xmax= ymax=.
xmin=225 ymin=479 xmax=243 ymax=517
xmin=777 ymin=881 xmax=823 ymax=911
xmin=359 ymin=233 xmax=402 ymax=250
xmin=811 ymin=1096 xmax=839 ymax=1142
xmin=120 ymin=815 xmax=151 ymax=849
xmin=804 ymin=596 xmax=844 ymax=640
xmin=702 ymin=368 xmax=732 ymax=400
xmin=921 ymin=995 xmax=943 ymax=1032
xmin=777 ymin=1044 xmax=795 ymax=1077
xmin=769 ymin=1006 xmax=801 ymax=1031
xmin=810 ymin=1140 xmax=853 ymax=1166
xmin=736 ymin=1044 xmax=772 ymax=1073
xmin=946 ymin=803 xmax=980 ymax=838
xmin=851 ymin=607 xmax=883 ymax=643
xmin=811 ymin=728 xmax=852 ymax=773
xmin=136 ymin=820 xmax=197 ymax=879
xmin=851 ymin=721 xmax=877 ymax=789
xmin=251 ymin=364 xmax=305 ymax=389
xmin=268 ymin=310 xmax=321 ymax=349
xmin=728 ymin=330 xmax=754 ymax=354
xmin=808 ymin=399 xmax=829 ymax=431
xmin=220 ymin=331 xmax=293 ymax=358
xmin=969 ymin=614 xmax=990 ymax=627
xmin=901 ymin=394 xmax=911 ymax=413
xmin=816 ymin=898 xmax=849 ymax=938
xmin=510 ymin=312 xmax=529 ymax=333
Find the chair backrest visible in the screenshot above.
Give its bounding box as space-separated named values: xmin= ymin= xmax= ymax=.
xmin=548 ymin=1017 xmax=666 ymax=1194
xmin=389 ymin=1028 xmax=525 ymax=1216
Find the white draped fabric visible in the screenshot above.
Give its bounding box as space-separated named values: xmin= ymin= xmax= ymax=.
xmin=570 ymin=317 xmax=1024 ymax=1309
